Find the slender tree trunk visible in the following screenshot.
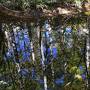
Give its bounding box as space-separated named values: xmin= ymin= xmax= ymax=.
xmin=0 ymin=23 xmax=3 ymax=62
xmin=41 ymin=39 xmax=48 ymax=90
xmin=40 ymin=26 xmax=48 ymax=90
xmin=31 ymin=41 xmax=36 ymax=63
xmin=87 ymin=16 xmax=90 ymax=89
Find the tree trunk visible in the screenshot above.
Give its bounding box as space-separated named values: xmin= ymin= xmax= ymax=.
xmin=41 ymin=39 xmax=48 ymax=90
xmin=86 ymin=16 xmax=90 ymax=89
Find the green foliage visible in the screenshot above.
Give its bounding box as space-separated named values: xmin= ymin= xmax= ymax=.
xmin=0 ymin=0 xmax=89 ymax=89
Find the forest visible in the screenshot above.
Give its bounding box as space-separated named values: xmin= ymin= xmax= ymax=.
xmin=0 ymin=0 xmax=90 ymax=90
